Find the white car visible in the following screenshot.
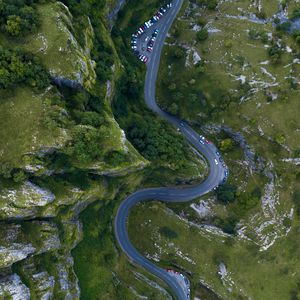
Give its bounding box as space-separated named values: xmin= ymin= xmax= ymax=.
xmin=214 ymin=159 xmax=218 ymax=165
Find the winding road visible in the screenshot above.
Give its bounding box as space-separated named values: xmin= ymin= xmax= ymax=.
xmin=114 ymin=0 xmax=226 ymax=299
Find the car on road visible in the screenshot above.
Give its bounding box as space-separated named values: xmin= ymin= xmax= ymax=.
xmin=180 ymin=122 xmax=184 ymax=127
xmin=199 ymin=135 xmax=205 ymax=144
xmin=214 ymin=159 xmax=219 ymax=165
xmin=216 ymin=151 xmax=220 ymax=156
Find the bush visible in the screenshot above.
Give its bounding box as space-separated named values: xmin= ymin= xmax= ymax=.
xmin=207 ymin=0 xmax=218 ymax=10
xmin=215 ymin=215 xmax=239 ymax=234
xmin=196 ymin=28 xmax=209 ymax=42
xmin=219 ymin=138 xmax=234 ymax=152
xmin=159 ymin=226 xmax=178 ymax=239
xmin=293 ymin=189 xmax=300 ymax=217
xmin=216 ymin=184 xmax=237 ymax=204
xmin=291 ymin=8 xmax=300 ymax=20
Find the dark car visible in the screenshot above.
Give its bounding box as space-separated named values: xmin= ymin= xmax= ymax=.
xmin=152 ymin=29 xmax=159 ymax=37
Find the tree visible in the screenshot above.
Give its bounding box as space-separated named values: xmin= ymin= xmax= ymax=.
xmin=5 ymin=15 xmax=22 ymax=36
xmin=13 ymin=170 xmax=27 ymax=183
xmin=172 ymin=47 xmax=185 ymax=59
xmin=168 ymin=103 xmax=179 ymax=115
xmin=196 ymin=28 xmax=209 ymax=42
xmin=219 ymin=138 xmax=234 ymax=152
xmin=207 ymin=0 xmax=218 ymax=10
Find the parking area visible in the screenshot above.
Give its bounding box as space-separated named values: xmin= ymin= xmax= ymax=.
xmin=166 ymin=269 xmax=190 ymax=299
xmin=131 ymin=3 xmax=173 ymax=63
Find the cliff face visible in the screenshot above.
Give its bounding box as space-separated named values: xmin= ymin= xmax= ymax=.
xmin=0 ymin=1 xmax=147 ymax=298
xmin=24 ymin=2 xmax=97 ymax=92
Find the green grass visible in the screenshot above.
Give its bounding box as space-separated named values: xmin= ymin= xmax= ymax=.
xmin=128 ymin=201 xmax=300 ymax=300
xmin=0 ymin=87 xmax=67 ymax=168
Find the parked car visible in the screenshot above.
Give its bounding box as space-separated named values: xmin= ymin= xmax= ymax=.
xmin=139 ymin=54 xmax=148 ymax=63
xmin=152 ymin=29 xmax=159 ymax=37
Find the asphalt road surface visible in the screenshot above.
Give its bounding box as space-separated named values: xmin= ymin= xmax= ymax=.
xmin=114 ymin=1 xmax=226 ymax=299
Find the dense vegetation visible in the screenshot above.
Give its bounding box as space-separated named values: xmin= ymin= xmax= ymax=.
xmin=0 ymin=0 xmax=41 ymax=36
xmin=128 ymin=115 xmax=186 ymax=168
xmin=0 ymin=47 xmax=49 ymax=89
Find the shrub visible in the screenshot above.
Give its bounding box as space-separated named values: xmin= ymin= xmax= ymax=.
xmin=159 ymin=226 xmax=178 ymax=239
xmin=196 ymin=28 xmax=209 ymax=42
xmin=216 ymin=184 xmax=237 ymax=204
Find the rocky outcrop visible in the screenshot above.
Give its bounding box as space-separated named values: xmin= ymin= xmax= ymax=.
xmin=202 ymin=124 xmax=265 ymax=172
xmin=0 ymin=181 xmax=55 ymax=220
xmin=0 ymin=222 xmax=60 ymax=269
xmin=0 ymin=274 xmax=30 ymax=300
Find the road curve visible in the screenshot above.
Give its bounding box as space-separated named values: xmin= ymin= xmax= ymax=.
xmin=114 ymin=1 xmax=226 ymax=299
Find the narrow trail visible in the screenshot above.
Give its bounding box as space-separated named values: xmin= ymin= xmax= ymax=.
xmin=114 ymin=1 xmax=225 ymax=299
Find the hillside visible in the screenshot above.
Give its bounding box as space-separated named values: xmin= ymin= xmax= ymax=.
xmin=0 ymin=0 xmax=206 ymax=299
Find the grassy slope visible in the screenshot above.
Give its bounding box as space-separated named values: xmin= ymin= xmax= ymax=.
xmin=0 ymin=87 xmax=67 ymax=168
xmin=126 ymin=0 xmax=300 ymax=299
xmin=129 ymin=201 xmax=300 ymax=300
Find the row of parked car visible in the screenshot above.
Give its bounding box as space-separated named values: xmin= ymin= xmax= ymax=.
xmin=135 ymin=3 xmax=172 ymax=36
xmin=216 ymin=151 xmax=229 ymax=183
xmin=130 ymin=3 xmax=173 ymax=62
xmin=146 ymin=29 xmax=159 ymax=52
